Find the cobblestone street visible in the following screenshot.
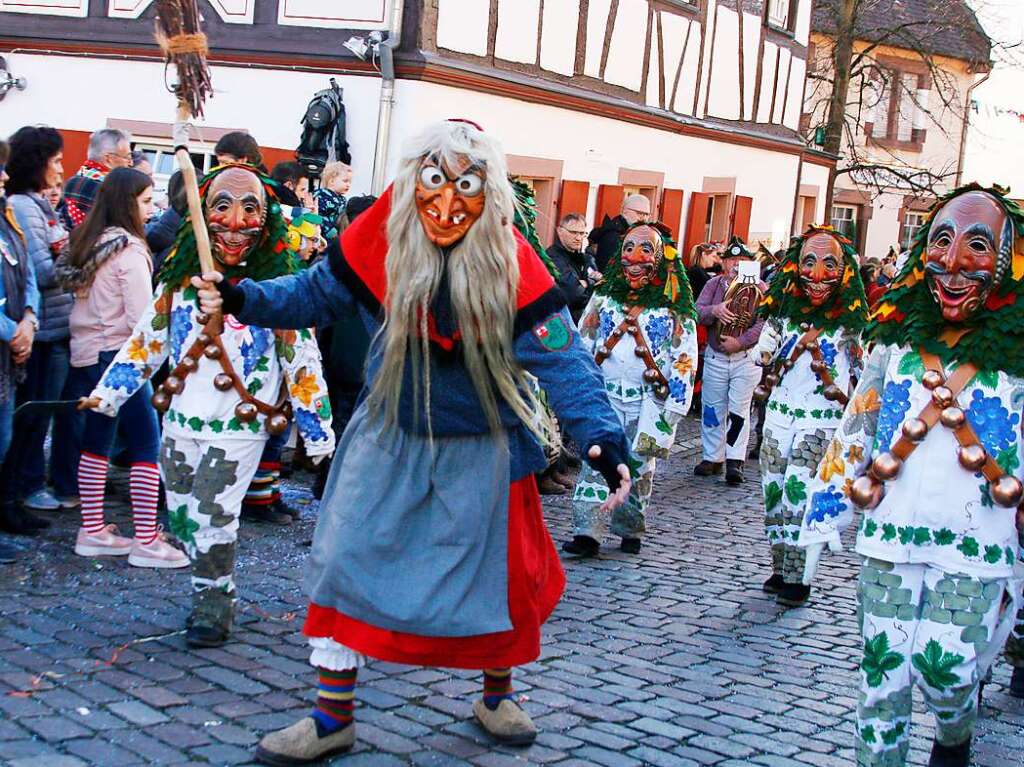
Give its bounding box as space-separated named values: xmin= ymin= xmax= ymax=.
xmin=1 ymin=418 xmax=1022 ymax=766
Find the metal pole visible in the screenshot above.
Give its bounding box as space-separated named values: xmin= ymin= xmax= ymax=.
xmin=370 ymin=0 xmax=405 ymax=195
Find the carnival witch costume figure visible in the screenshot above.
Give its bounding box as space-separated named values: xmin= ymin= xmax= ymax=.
xmin=753 ymin=226 xmax=868 ymax=607
xmin=563 ymin=223 xmax=698 ymax=558
xmin=193 ymin=120 xmax=632 ymax=765
xmin=798 ymin=186 xmax=1024 ymax=767
xmin=80 ymin=164 xmax=334 ymax=647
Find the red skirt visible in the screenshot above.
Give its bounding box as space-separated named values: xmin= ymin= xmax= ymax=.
xmin=303 ymin=476 xmax=566 ymax=669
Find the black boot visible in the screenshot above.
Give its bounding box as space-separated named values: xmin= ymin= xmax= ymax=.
xmin=186 ymin=622 xmax=229 ymax=649
xmin=777 ymin=582 xmax=811 ymax=607
xmin=561 ymin=535 xmax=599 ymax=558
xmin=693 ymin=460 xmax=723 ymax=477
xmin=240 ymin=502 xmax=292 ymax=526
xmin=0 ymin=500 xmax=47 ymax=536
xmin=762 ymin=574 xmax=784 ymax=594
xmin=0 ymin=538 xmax=19 ymax=564
xmin=271 ymin=497 xmax=300 ymax=520
xmin=620 ymin=537 xmax=641 ymax=554
xmin=725 ymin=459 xmax=745 ymax=485
xmin=1010 ymin=667 xmax=1024 ymax=698
xmin=928 ymin=738 xmax=970 ymax=767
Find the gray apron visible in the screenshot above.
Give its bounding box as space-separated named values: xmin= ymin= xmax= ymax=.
xmin=305 ymin=401 xmax=513 ymax=637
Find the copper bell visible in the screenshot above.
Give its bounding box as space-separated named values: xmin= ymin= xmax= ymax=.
xmin=871 ymin=452 xmax=902 ymax=481
xmin=939 ymin=407 xmax=966 ymax=430
xmin=203 ymin=344 xmax=222 ymax=361
xmin=806 ymin=339 xmax=820 ymax=352
xmin=634 ymin=345 xmax=649 ymax=357
xmin=931 ymin=386 xmax=954 ymax=409
xmin=654 ymin=384 xmax=669 ymax=400
xmin=214 ymin=373 xmax=235 ymax=392
xmin=234 ymin=402 xmax=258 ymax=423
xmin=810 ymin=359 xmax=827 ymax=374
xmin=850 ymin=475 xmax=884 ymax=509
xmin=642 ymin=369 xmax=659 ymax=383
xmin=151 ymin=390 xmax=171 ymax=412
xmin=765 ymin=373 xmax=781 ymax=387
xmin=799 ymin=322 xmax=810 ymax=332
xmin=611 ymin=328 xmax=624 ymax=339
xmin=597 ymin=345 xmax=610 ymax=357
xmin=162 ymin=375 xmax=184 ymax=395
xmin=823 ymin=385 xmax=844 ymax=402
xmin=957 ymin=444 xmax=987 ymax=471
xmin=922 ymin=370 xmax=944 ymax=390
xmin=902 ymin=418 xmax=928 ymax=443
xmin=195 ymin=312 xmax=210 ymax=325
xmin=990 ymin=475 xmax=1024 ymax=508
xmin=282 ymin=401 xmax=293 ymax=418
xmin=794 ymin=343 xmax=806 ymax=355
xmin=783 ymin=359 xmax=795 ymax=371
xmin=754 ymin=384 xmax=770 ymax=402
xmin=197 ymin=333 xmax=211 ymax=347
xmin=265 ymin=413 xmax=290 ymax=436
xmin=180 ymin=356 xmax=198 ymax=373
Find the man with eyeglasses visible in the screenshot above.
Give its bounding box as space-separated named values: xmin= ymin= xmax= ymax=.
xmin=548 ymin=213 xmax=596 ymax=323
xmin=62 ymin=128 xmax=132 ymax=229
xmin=588 ymin=194 xmax=652 ymax=274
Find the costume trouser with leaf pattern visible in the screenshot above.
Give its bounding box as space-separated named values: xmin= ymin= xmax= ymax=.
xmin=760 ymin=421 xmax=832 ymax=583
xmin=160 ymin=435 xmax=266 ymax=631
xmin=856 ymin=558 xmax=1011 ymax=767
xmin=572 ymin=401 xmax=653 ymax=541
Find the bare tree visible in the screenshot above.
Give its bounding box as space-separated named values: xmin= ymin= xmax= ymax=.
xmin=806 ymin=0 xmax=1000 ymax=201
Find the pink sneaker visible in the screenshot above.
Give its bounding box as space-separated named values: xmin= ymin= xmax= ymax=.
xmin=128 ymin=531 xmax=189 ymax=569
xmin=75 ymin=524 xmax=132 ymax=557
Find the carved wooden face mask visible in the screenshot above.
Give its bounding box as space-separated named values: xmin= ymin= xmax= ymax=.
xmin=620 ymin=225 xmax=663 ymax=290
xmin=798 ymin=233 xmax=843 ymax=307
xmin=205 ymin=167 xmax=267 ymax=267
xmin=924 ymin=191 xmax=1007 ymax=323
xmin=415 ymin=154 xmax=487 ymax=248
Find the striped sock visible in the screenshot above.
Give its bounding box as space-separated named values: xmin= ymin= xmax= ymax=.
xmin=244 ymin=461 xmax=279 ymax=506
xmin=311 ymin=667 xmax=356 ymax=737
xmin=78 ymin=452 xmax=109 ymax=535
xmin=483 ymin=668 xmax=514 ymax=710
xmin=129 ymin=463 xmax=161 ymax=545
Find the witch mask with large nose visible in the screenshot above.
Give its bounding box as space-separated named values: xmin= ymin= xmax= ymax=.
xmin=205 ymin=166 xmax=267 ymax=267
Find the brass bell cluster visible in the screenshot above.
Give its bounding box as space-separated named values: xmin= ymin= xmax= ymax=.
xmin=851 ymin=367 xmax=1024 ymax=510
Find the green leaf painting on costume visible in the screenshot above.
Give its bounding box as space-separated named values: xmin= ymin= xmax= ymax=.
xmin=934 ymin=528 xmax=956 ymax=546
xmin=913 ymin=527 xmax=931 ymax=546
xmin=247 ymin=379 xmax=263 ymax=395
xmin=864 ymin=519 xmax=878 ymax=537
xmin=880 ymin=721 xmax=907 ymax=746
xmin=152 ymin=312 xmax=169 ymax=331
xmin=785 ymin=475 xmax=807 ymax=506
xmin=984 ymin=545 xmax=1004 ymax=564
xmin=881 ymin=523 xmax=898 ymax=542
xmin=996 ymin=446 xmax=1020 ymax=475
xmin=187 ymin=417 xmax=203 ymax=432
xmin=276 ymin=337 xmax=296 ymax=363
xmin=897 ymin=351 xmax=925 ymax=381
xmin=209 ymin=419 xmax=224 ymax=433
xmin=168 ymin=504 xmax=199 ymax=546
xmin=862 ymin=632 xmax=904 ymax=688
xmin=655 ymin=413 xmax=673 ymax=435
xmin=912 ymin=640 xmax=964 ymax=692
xmin=970 ymin=369 xmax=999 ymax=390
xmin=957 ymin=536 xmax=980 ymax=558
xmin=898 ymin=526 xmax=914 ymax=545
xmin=765 ymin=481 xmax=783 ymax=512
xmin=860 ymin=725 xmax=877 ymax=744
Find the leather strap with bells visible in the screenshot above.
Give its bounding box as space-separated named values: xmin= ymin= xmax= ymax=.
xmin=854 ymin=350 xmax=1024 ymax=511
xmin=594 ymin=305 xmax=670 ymax=401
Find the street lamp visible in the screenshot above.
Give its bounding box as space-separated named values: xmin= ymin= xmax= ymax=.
xmin=0 ymin=57 xmax=27 ymax=102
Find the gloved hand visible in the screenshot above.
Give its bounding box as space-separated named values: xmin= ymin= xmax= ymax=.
xmin=801 ymin=538 xmax=843 ymax=585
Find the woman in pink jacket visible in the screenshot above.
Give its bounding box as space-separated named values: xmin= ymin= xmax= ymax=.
xmin=57 ymin=168 xmax=186 ymax=568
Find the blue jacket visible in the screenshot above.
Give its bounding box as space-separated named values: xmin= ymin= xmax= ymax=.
xmin=8 ymin=193 xmax=72 ymax=342
xmin=0 ymin=202 xmax=40 ymax=342
xmin=233 ymin=256 xmax=631 ymax=480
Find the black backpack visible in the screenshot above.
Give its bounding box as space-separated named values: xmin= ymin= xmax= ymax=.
xmin=297 ymin=78 xmax=351 ymax=176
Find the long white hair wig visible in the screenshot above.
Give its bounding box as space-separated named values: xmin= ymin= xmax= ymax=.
xmin=367 ymin=120 xmax=549 ymax=440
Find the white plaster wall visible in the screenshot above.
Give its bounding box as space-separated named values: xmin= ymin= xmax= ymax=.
xmin=706 ymin=6 xmax=740 ymax=120
xmin=799 ymin=161 xmax=831 ymax=227
xmin=864 ymin=191 xmax=904 ymax=259
xmin=495 ymin=0 xmax=540 ymax=65
xmin=772 ymin=47 xmax=792 ymax=124
xmin=696 ymin=0 xmax=717 ymax=117
xmin=539 ymin=0 xmax=579 ymax=77
xmin=674 ymin=21 xmax=701 ymax=116
xmin=756 ymin=42 xmax=778 ymax=124
xmin=645 ymin=23 xmax=661 ymax=108
xmin=0 ymin=53 xmax=382 ymax=195
xmin=436 ymin=0 xmax=489 ymax=56
xmin=603 ymin=0 xmax=648 ymax=91
xmin=783 ymin=57 xmax=806 ymax=130
xmin=387 ymin=79 xmax=801 ymax=250
xmin=659 ymin=11 xmax=688 ymax=112
xmin=741 ymin=11 xmax=761 ymax=122
xmin=584 ymin=0 xmax=613 ymax=78
xmin=794 ymin=0 xmax=811 ymax=47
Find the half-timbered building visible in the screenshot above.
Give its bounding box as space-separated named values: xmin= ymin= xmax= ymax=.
xmin=1 ymin=0 xmax=832 ymax=253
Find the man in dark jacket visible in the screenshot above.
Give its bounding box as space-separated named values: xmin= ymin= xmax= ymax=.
xmin=587 ymin=193 xmax=651 ymax=273
xmin=547 ymin=213 xmax=595 ymax=323
xmin=145 ymin=171 xmax=186 ymax=278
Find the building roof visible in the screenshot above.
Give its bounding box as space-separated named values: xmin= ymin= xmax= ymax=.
xmin=812 ymin=0 xmax=992 ymax=67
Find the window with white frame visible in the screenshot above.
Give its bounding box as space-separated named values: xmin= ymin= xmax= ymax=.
xmin=767 ymin=0 xmax=792 ymax=30
xmin=831 ymin=205 xmax=858 ymax=240
xmin=864 ymin=68 xmax=927 ymax=144
xmin=132 ymin=141 xmax=217 ymax=199
xmin=901 ymin=211 xmax=927 ymax=249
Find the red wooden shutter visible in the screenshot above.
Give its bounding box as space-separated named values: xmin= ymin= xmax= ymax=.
xmin=557 ymin=180 xmax=590 ymax=221
xmin=660 ymin=188 xmax=685 ymax=240
xmin=594 ymin=184 xmax=625 ymax=227
xmin=731 ymin=195 xmax=753 ymax=241
xmin=682 ymin=192 xmax=712 ymax=265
